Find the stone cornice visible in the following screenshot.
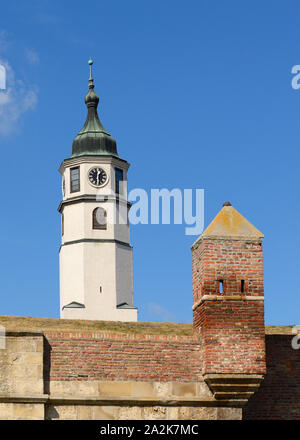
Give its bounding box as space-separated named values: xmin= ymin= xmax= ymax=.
xmin=59 ymin=155 xmax=129 ymax=175
xmin=192 ymin=295 xmax=264 ymax=310
xmin=0 ymin=394 xmax=248 ymax=408
xmin=59 ymin=238 xmax=132 ymax=251
xmin=58 ymin=194 xmax=131 ymax=213
xmin=191 ymin=235 xmax=263 ymax=251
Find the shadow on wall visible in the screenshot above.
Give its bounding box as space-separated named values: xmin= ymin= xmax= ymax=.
xmin=43 ymin=336 xmax=51 ymax=395
xmin=243 ymin=335 xmax=300 ymax=420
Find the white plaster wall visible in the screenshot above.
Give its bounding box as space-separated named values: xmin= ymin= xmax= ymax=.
xmin=83 ymin=242 xmax=116 ymax=318
xmin=114 ymin=203 xmax=130 ymax=243
xmin=62 ymin=203 xmax=85 ymax=243
xmin=60 ymin=241 xmax=136 ymax=321
xmin=116 ymin=244 xmax=134 ymax=307
xmin=59 ymin=243 xmax=85 ymax=311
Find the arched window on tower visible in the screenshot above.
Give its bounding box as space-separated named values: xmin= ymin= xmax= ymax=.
xmin=93 ymin=207 xmax=107 ymax=230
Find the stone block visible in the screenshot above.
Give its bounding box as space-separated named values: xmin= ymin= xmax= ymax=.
xmin=49 ymin=381 xmax=73 ymax=395
xmin=177 ymin=406 xmax=194 ymax=420
xmin=52 ymin=405 xmax=77 ymax=420
xmin=92 ymin=405 xmax=117 ymax=420
xmin=0 ymin=403 xmax=13 ymax=419
xmin=142 ymin=406 xmax=167 ymax=420
xmin=193 ymin=406 xmax=217 ymax=420
xmin=77 ymin=405 xmax=93 ymax=420
xmin=118 ymin=406 xmax=143 ymax=420
xmin=130 ymin=382 xmax=155 ymax=398
xmin=98 ymin=381 xmax=131 ymax=397
xmin=172 ymin=382 xmax=197 ymax=397
xmin=13 ymin=379 xmax=44 ymax=395
xmin=68 ymin=381 xmax=98 ymax=396
xmin=24 ymin=352 xmax=43 ymax=365
xmin=217 ymin=407 xmax=242 ymax=420
xmin=196 ymin=381 xmax=212 ymax=397
xmin=12 ymin=404 xmax=44 ymax=420
xmin=167 ymin=406 xmax=178 ymax=419
xmin=153 ymin=382 xmax=170 ymax=398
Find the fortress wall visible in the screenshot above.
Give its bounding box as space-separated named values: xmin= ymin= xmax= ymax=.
xmin=0 ymin=332 xmax=45 ymax=420
xmin=243 ymin=334 xmax=300 ymax=420
xmin=0 ymin=325 xmax=298 ymax=420
xmin=0 ymin=330 xmax=243 ymax=420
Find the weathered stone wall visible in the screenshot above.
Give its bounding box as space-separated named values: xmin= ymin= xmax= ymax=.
xmin=45 ymin=404 xmax=241 ymax=420
xmin=0 ymin=332 xmax=45 ymax=419
xmin=45 ymin=379 xmax=242 ymax=420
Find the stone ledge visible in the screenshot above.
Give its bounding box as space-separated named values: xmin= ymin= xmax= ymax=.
xmin=46 ymin=395 xmax=249 ymax=408
xmin=191 ymin=235 xmax=263 ymax=251
xmin=0 ymin=394 xmax=48 ymax=403
xmin=203 ymin=374 xmax=264 ymax=404
xmin=0 ymin=394 xmax=247 ymax=408
xmin=192 ymin=295 xmax=264 ymax=310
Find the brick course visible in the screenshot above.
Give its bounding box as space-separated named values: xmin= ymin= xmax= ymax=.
xmin=45 ymin=332 xmax=202 ymax=382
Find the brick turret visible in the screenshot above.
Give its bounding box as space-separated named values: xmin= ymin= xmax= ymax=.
xmin=191 ymin=202 xmax=266 ymax=403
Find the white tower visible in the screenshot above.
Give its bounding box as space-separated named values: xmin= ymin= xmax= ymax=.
xmin=58 ymin=60 xmax=137 ymax=321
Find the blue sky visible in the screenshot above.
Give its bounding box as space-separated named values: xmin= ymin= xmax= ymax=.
xmin=0 ymin=0 xmax=299 ymax=325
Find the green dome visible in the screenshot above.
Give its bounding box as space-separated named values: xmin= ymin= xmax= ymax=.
xmin=71 ymin=62 xmax=118 ymax=158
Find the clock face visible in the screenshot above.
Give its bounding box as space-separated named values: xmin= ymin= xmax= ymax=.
xmin=88 ymin=167 xmax=108 ymax=187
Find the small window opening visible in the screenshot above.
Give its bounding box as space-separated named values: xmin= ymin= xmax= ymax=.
xmin=219 ymin=280 xmax=224 ymax=294
xmin=70 ymin=166 xmax=80 ymax=193
xmin=99 ymin=286 xmax=102 ymax=293
xmin=115 ymin=168 xmax=124 ymax=195
xmin=241 ymin=280 xmax=245 ymax=293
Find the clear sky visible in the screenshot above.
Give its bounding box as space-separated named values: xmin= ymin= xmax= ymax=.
xmin=0 ymin=0 xmax=299 ymax=325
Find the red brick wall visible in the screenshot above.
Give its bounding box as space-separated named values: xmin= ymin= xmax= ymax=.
xmin=243 ymin=334 xmax=300 ymax=419
xmin=193 ymin=300 xmax=265 ymax=374
xmin=45 ymin=332 xmax=202 ymax=382
xmin=192 ymin=239 xmax=264 ymax=302
xmin=192 ymin=238 xmax=265 ymax=376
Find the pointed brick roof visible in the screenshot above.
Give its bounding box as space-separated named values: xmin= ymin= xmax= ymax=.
xmin=192 ymin=202 xmax=263 ymax=247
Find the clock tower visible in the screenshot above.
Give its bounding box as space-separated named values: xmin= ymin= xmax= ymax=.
xmin=58 ymin=60 xmax=137 ymax=321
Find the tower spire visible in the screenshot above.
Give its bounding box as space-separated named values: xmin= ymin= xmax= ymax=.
xmin=71 ymin=59 xmax=118 ymax=158
xmin=88 ymin=58 xmax=94 ymax=89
